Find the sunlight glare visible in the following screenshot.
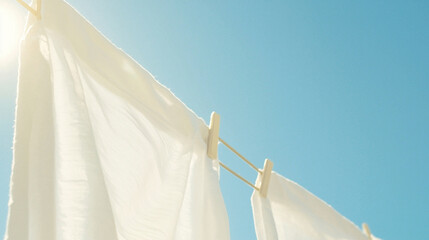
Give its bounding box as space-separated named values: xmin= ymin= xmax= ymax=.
xmin=0 ymin=4 xmax=24 ymax=65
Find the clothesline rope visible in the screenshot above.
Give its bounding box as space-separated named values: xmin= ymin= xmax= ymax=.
xmin=218 ymin=161 xmax=260 ymax=190
xmin=219 ymin=137 xmax=262 ymax=173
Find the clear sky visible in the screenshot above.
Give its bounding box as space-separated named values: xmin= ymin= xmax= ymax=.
xmin=1 ymin=0 xmax=428 ymax=239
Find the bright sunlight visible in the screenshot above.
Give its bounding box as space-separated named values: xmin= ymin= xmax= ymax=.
xmin=0 ymin=3 xmax=25 ymax=65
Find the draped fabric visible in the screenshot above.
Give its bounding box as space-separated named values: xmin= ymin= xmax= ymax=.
xmin=252 ymin=172 xmax=379 ymax=240
xmin=5 ymin=0 xmax=230 ymax=239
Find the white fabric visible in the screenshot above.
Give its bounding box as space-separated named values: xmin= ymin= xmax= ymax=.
xmin=5 ymin=0 xmax=230 ymax=239
xmin=371 ymin=235 xmax=382 ymax=240
xmin=252 ymin=172 xmax=380 ymax=240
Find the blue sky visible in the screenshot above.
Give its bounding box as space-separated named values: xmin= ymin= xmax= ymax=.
xmin=1 ymin=0 xmax=428 ymax=239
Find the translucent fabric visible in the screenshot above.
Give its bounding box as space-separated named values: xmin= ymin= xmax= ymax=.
xmin=252 ymin=172 xmax=380 ymax=240
xmin=5 ymin=0 xmax=229 ymax=239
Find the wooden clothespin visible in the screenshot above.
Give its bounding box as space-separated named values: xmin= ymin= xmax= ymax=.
xmin=207 ymin=112 xmax=220 ymax=160
xmin=362 ymin=223 xmax=373 ymax=240
xmin=207 ymin=111 xmax=273 ymax=197
xmin=16 ymin=0 xmax=42 ymax=19
xmin=258 ymin=158 xmax=273 ymax=197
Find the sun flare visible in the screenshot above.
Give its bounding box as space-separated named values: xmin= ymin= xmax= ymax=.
xmin=0 ymin=3 xmax=25 ymax=65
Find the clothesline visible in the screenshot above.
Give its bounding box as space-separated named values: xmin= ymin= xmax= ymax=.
xmin=13 ymin=1 xmax=379 ymax=239
xmin=218 ymin=136 xmax=263 ymax=190
xmin=219 ymin=137 xmax=262 ymax=173
xmin=218 ymin=161 xmax=260 ymax=190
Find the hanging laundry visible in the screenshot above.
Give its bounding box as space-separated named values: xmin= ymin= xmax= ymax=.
xmin=252 ymin=172 xmax=381 ymax=240
xmin=5 ymin=0 xmax=229 ymax=239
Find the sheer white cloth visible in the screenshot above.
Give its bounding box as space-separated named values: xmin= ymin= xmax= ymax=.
xmin=252 ymin=172 xmax=379 ymax=240
xmin=5 ymin=0 xmax=229 ymax=239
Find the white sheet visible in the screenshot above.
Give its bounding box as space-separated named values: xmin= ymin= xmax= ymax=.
xmin=5 ymin=0 xmax=229 ymax=239
xmin=252 ymin=172 xmax=380 ymax=240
